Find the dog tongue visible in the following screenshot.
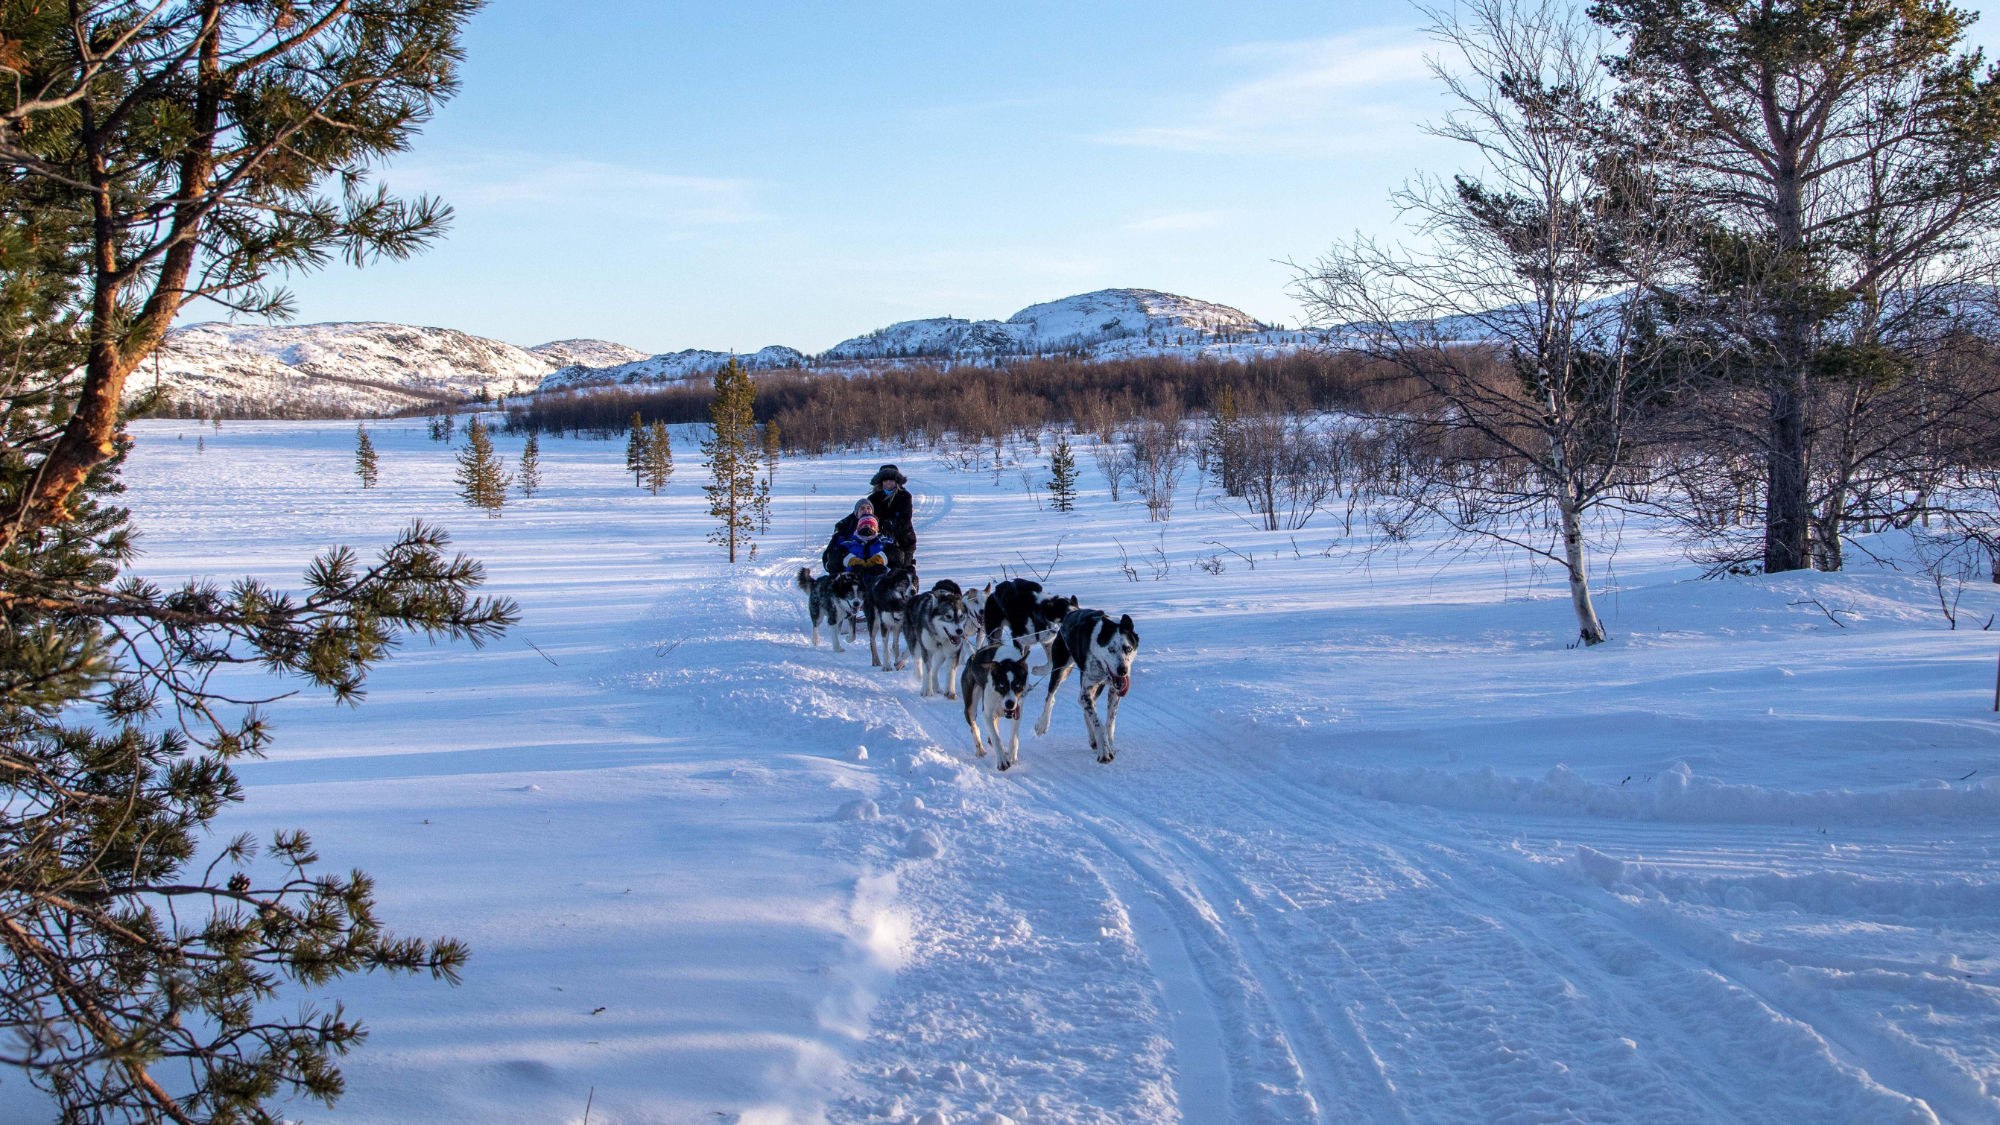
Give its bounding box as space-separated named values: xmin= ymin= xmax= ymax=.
xmin=1114 ymin=674 xmax=1131 ymax=697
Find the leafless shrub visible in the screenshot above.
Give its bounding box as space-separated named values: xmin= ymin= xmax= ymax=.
xmin=1131 ymin=413 xmax=1192 ymax=521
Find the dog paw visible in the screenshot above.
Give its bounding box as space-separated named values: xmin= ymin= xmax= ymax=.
xmin=998 ymin=759 xmax=1012 ymax=771
xmin=1097 ymin=752 xmax=1115 ymax=764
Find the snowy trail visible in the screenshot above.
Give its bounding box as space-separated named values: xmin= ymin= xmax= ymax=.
xmin=807 ymin=464 xmax=1999 ymax=1124
xmin=71 ymin=420 xmax=2000 ymax=1124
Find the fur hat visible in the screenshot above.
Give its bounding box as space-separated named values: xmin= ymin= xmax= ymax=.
xmin=870 ymin=464 xmax=907 ymax=486
xmin=857 ymin=515 xmax=880 ymax=535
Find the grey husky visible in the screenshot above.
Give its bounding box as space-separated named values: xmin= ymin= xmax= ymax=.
xmin=962 ymin=636 xmax=1032 ymax=770
xmin=901 ymin=579 xmax=986 ymax=698
xmin=1034 ymin=608 xmax=1140 ymax=765
xmin=796 ymin=567 xmax=865 ymax=653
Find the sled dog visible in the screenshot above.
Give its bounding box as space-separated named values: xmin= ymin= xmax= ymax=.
xmin=902 ymin=579 xmax=984 ymax=698
xmin=797 ymin=567 xmax=865 ymax=653
xmin=962 ymin=637 xmax=1033 ymax=770
xmin=861 ymin=566 xmax=921 ymax=669
xmin=1035 ymin=608 xmax=1140 ymax=764
xmin=981 ymin=578 xmax=1078 ymax=669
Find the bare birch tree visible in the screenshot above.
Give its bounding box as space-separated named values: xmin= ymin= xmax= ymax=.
xmin=1294 ymin=0 xmax=1683 ymax=645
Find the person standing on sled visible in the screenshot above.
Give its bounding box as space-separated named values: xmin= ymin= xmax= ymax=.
xmin=836 ymin=515 xmax=892 ymax=571
xmin=829 ymin=465 xmax=916 ymax=567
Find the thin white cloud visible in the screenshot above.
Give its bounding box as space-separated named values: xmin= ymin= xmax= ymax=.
xmin=1098 ymin=29 xmax=1438 ymax=157
xmin=389 ymin=154 xmax=765 ymax=228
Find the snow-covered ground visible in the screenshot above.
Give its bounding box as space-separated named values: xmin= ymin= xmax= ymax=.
xmin=28 ymin=419 xmax=2000 ymax=1123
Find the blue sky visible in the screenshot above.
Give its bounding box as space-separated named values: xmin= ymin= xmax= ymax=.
xmin=252 ymin=0 xmax=2000 ymax=355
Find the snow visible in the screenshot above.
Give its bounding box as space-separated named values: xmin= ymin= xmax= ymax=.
xmin=17 ymin=418 xmax=1999 ymax=1123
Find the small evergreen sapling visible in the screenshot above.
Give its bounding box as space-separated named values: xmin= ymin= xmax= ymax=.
xmin=455 ymin=418 xmax=511 ymax=516
xmin=643 ymin=420 xmax=674 ymax=495
xmin=355 ymin=425 xmax=380 ymax=488
xmin=1047 ymin=431 xmax=1079 ymax=512
xmin=625 ymin=412 xmax=650 ymax=487
xmin=517 ymin=431 xmax=542 ymax=497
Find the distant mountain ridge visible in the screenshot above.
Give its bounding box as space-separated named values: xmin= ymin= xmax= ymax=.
xmin=539 ymin=345 xmax=808 ymax=391
xmin=141 ymin=287 xmax=1313 ymax=416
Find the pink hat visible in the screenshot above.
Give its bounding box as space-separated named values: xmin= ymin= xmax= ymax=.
xmin=857 ymin=515 xmax=879 ymax=535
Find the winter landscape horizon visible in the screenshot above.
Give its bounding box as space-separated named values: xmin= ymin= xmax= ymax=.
xmin=9 ymin=2 xmax=2000 ymax=1124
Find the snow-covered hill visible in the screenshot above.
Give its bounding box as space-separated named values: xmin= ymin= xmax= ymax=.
xmin=147 ymin=288 xmax=1302 ymax=414
xmin=143 ymin=322 xmax=560 ymax=416
xmin=528 ymin=338 xmax=651 ymax=370
xmin=530 ymin=288 xmax=1296 ymax=395
xmin=820 ymin=287 xmax=1274 ymax=362
xmin=539 ymin=345 xmax=808 ymax=391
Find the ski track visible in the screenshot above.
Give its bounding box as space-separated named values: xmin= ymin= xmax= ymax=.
xmin=758 ymin=473 xmax=1997 ymax=1124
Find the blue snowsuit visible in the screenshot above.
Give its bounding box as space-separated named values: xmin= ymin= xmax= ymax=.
xmin=837 ymin=531 xmax=891 ymax=570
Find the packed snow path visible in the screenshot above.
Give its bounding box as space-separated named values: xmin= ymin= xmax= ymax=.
xmin=50 ymin=419 xmax=2000 ymax=1124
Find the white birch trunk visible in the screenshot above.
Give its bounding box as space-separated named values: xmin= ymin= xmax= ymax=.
xmin=1560 ymin=492 xmax=1606 ymax=646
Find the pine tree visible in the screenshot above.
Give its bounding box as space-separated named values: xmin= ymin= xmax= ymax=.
xmin=1047 ymin=431 xmax=1079 ymax=512
xmin=703 ymin=359 xmax=760 ymax=561
xmin=517 ymin=431 xmax=542 ymax=497
xmin=756 ymin=420 xmax=782 ymax=532
xmin=455 ymin=418 xmax=511 ymax=517
xmin=643 ymin=420 xmax=674 ymax=495
xmin=0 ymin=3 xmax=491 ymax=1116
xmin=355 ymin=426 xmax=380 ymax=488
xmin=625 ymin=412 xmax=650 ymax=487
xmin=1207 ymin=384 xmax=1245 ymax=496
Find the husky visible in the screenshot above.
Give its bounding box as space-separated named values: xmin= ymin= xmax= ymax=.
xmin=981 ymin=578 xmax=1078 ymax=670
xmin=860 ymin=566 xmax=920 ymax=669
xmin=962 ymin=637 xmax=1033 ymax=770
xmin=796 ymin=567 xmax=865 ymax=653
xmin=1034 ymin=609 xmax=1140 ymax=764
xmin=902 ymin=579 xmax=984 ymax=698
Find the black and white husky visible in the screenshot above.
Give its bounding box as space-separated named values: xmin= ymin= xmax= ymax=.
xmin=861 ymin=566 xmax=920 ymax=669
xmin=1034 ymin=609 xmax=1141 ymax=764
xmin=962 ymin=637 xmax=1032 ymax=770
xmin=981 ymin=578 xmax=1078 ymax=671
xmin=796 ymin=567 xmax=865 ymax=653
xmin=902 ymin=579 xmax=984 ymax=698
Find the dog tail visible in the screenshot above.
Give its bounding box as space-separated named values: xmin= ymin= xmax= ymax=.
xmin=796 ymin=566 xmax=815 ymax=591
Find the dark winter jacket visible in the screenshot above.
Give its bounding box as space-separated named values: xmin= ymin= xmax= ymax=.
xmin=836 ymin=486 xmax=914 ymax=546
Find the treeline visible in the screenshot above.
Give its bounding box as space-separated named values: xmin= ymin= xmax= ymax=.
xmin=502 ymin=351 xmax=1419 ymax=452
